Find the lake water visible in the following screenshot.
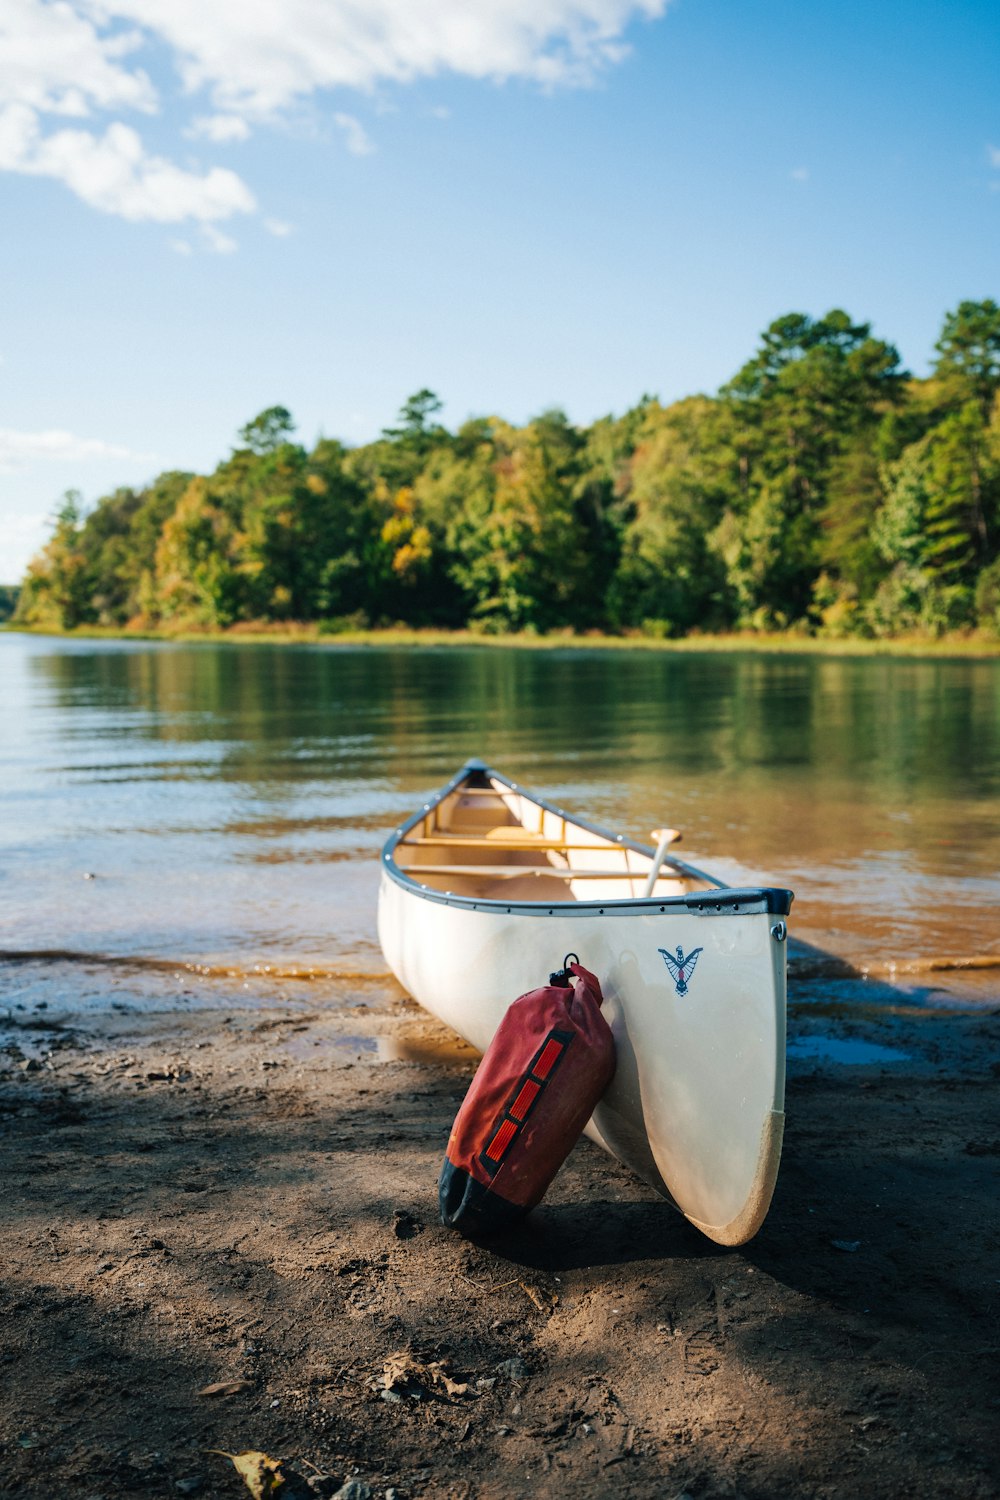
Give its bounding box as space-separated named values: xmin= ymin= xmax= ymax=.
xmin=2 ymin=632 xmax=998 ymax=1015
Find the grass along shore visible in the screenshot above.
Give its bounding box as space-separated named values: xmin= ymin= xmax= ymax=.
xmin=5 ymin=620 xmax=1000 ymax=658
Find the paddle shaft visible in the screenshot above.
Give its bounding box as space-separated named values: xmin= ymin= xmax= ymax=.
xmin=642 ymin=826 xmax=682 ymax=897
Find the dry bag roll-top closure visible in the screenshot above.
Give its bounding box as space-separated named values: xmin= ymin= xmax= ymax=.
xmin=439 ymin=957 xmax=616 ymax=1234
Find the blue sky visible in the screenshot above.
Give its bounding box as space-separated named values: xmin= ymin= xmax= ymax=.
xmin=1 ymin=0 xmax=998 ymax=581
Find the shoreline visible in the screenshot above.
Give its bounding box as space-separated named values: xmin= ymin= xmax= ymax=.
xmin=2 ymin=970 xmax=998 ymax=1498
xmin=4 ymin=622 xmax=1000 ymax=660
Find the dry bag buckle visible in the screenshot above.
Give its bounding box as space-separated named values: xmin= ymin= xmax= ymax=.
xmin=549 ymin=952 xmax=580 ymax=987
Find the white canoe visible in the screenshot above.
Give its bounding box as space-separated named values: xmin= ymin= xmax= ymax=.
xmin=377 ymin=759 xmax=793 ymax=1246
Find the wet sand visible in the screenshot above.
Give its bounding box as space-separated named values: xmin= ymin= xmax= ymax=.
xmin=1 ymin=968 xmax=999 ymax=1500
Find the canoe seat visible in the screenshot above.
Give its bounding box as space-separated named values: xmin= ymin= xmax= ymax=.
xmin=396 ymin=863 xmax=645 ymax=880
xmin=450 ymin=788 xmax=511 ymax=797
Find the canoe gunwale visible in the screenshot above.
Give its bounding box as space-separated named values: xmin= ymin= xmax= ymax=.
xmin=381 ymin=759 xmax=794 ymax=920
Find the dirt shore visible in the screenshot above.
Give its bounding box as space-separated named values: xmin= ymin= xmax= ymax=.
xmin=1 ymin=975 xmax=999 ymax=1500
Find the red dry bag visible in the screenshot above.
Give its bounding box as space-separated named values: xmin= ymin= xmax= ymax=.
xmin=438 ymin=956 xmax=615 ymax=1234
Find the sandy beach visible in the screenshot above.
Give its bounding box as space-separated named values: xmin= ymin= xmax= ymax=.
xmin=2 ymin=966 xmax=998 ymax=1500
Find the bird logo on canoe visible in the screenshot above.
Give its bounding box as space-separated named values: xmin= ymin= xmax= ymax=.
xmin=658 ymin=945 xmax=704 ymax=996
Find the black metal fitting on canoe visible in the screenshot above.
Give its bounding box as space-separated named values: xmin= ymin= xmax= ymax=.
xmin=549 ymin=952 xmax=580 ymax=986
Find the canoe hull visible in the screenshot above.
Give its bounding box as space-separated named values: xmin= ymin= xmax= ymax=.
xmin=378 ymin=870 xmax=786 ymax=1245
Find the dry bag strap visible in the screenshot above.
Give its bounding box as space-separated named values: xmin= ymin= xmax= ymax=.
xmin=478 ymin=1028 xmax=574 ymax=1178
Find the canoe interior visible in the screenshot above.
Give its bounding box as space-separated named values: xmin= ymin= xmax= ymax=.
xmin=391 ymin=772 xmax=716 ymax=904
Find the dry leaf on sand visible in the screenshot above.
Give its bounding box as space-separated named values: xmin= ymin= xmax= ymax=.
xmin=206 ymin=1449 xmax=286 ymax=1498
xmin=519 ymin=1281 xmax=556 ymax=1314
xmin=382 ymin=1350 xmax=469 ymax=1399
xmin=198 ymin=1379 xmax=253 ymax=1397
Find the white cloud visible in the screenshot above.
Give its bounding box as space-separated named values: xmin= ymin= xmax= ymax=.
xmin=186 ymin=112 xmax=251 ymax=142
xmin=0 ymin=426 xmax=149 ymax=472
xmin=201 ymin=221 xmax=237 ymax=252
xmin=0 ymin=102 xmax=256 ymax=221
xmin=0 ymin=1 xmax=252 ymax=226
xmin=264 ymin=216 xmax=292 ymax=236
xmin=170 ymin=236 xmax=192 ymax=253
xmin=9 ymin=1 xmax=668 ymax=118
xmin=0 ymin=1 xmax=668 ymax=227
xmin=790 ymin=166 xmax=809 ymax=182
xmin=429 ymin=105 xmax=451 ymax=120
xmin=989 ymin=144 xmax=1000 ymax=169
xmin=0 ymin=0 xmax=155 ymax=116
xmin=334 ymin=111 xmax=374 ymax=157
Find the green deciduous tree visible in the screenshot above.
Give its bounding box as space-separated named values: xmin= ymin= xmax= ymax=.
xmin=609 ymin=397 xmax=731 ymax=634
xmin=14 ymin=493 xmax=91 ymax=628
xmin=441 ymin=415 xmax=591 ymax=631
xmin=153 ymin=479 xmax=244 ymax=626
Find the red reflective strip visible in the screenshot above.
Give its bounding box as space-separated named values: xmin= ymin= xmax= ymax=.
xmin=485 ymin=1117 xmax=518 ymax=1162
xmin=532 ymin=1038 xmax=564 ymax=1080
xmin=509 ymin=1079 xmax=540 ymax=1122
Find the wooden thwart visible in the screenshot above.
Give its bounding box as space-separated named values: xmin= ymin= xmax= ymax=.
xmin=402 ymin=837 xmax=616 ymax=853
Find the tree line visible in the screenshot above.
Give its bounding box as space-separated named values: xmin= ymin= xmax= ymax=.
xmin=14 ymin=299 xmax=1000 ymax=639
